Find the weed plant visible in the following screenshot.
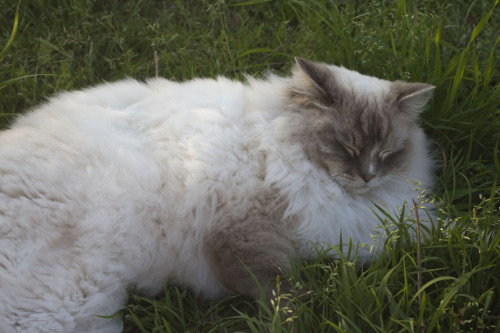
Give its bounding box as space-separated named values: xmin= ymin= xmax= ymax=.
xmin=0 ymin=0 xmax=498 ymax=332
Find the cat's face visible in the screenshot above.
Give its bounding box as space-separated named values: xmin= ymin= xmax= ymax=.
xmin=304 ymin=96 xmax=415 ymax=194
xmin=288 ymin=58 xmax=434 ymax=194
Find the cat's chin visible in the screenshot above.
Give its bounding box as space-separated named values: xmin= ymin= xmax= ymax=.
xmin=345 ymin=181 xmax=380 ymax=195
xmin=348 ymin=186 xmax=372 ymax=195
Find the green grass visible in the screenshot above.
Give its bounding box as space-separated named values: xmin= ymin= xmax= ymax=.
xmin=1 ymin=0 xmax=499 ymax=332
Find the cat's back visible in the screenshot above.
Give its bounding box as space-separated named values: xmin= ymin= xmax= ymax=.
xmin=5 ymin=76 xmax=247 ymax=133
xmin=0 ymin=76 xmax=253 ymax=161
xmin=0 ymin=75 xmax=264 ymax=237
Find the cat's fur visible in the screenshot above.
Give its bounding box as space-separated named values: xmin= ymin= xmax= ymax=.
xmin=0 ymin=58 xmax=434 ymax=332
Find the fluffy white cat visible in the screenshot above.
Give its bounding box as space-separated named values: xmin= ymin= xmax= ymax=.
xmin=0 ymin=58 xmax=434 ymax=332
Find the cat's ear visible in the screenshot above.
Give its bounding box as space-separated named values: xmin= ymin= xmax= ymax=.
xmin=294 ymin=57 xmax=334 ymax=98
xmin=391 ymin=81 xmax=435 ymax=118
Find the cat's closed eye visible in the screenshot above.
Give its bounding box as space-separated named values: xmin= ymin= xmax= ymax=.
xmin=378 ymin=150 xmax=394 ymax=159
xmin=340 ymin=142 xmax=359 ymax=157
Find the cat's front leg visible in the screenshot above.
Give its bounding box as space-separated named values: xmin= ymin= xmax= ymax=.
xmin=203 ymin=215 xmax=294 ymax=300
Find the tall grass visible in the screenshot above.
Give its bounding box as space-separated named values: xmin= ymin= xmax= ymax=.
xmin=1 ymin=0 xmax=498 ymax=331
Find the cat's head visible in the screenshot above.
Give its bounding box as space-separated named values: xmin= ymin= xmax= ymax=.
xmin=287 ymin=57 xmax=434 ymax=194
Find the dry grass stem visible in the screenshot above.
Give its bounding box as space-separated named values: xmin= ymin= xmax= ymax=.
xmin=413 ymin=199 xmax=425 ymax=333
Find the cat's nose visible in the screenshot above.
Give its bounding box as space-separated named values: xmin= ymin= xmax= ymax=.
xmin=359 ymin=173 xmax=376 ymax=183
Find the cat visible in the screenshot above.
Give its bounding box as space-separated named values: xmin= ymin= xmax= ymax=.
xmin=0 ymin=57 xmax=434 ymax=332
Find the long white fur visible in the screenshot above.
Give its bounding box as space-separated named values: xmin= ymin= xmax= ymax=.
xmin=0 ymin=67 xmax=432 ymax=332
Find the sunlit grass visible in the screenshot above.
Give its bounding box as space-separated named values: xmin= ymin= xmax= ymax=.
xmin=1 ymin=0 xmax=498 ymax=331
